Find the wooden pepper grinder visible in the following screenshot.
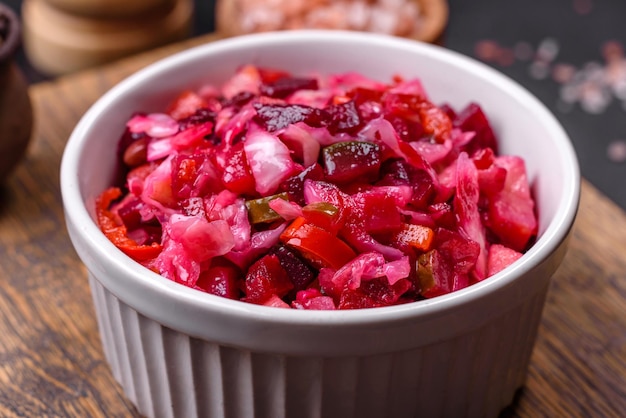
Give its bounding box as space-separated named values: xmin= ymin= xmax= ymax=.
xmin=21 ymin=0 xmax=194 ymax=76
xmin=0 ymin=3 xmax=33 ymax=183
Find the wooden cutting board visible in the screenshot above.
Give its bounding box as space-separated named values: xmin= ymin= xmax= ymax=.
xmin=0 ymin=33 xmax=625 ymax=417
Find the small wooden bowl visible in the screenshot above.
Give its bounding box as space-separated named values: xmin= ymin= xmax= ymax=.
xmin=416 ymin=0 xmax=448 ymax=44
xmin=216 ymin=0 xmax=448 ymax=44
xmin=22 ymin=0 xmax=193 ymax=76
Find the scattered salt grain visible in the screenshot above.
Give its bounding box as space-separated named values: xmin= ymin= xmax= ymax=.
xmin=578 ymin=82 xmax=611 ymax=114
xmin=614 ymin=77 xmax=626 ymax=100
xmin=529 ymin=61 xmax=550 ymax=80
xmin=552 ymin=63 xmax=576 ymax=84
xmin=514 ymin=41 xmax=534 ymax=61
xmin=474 ymin=37 xmax=626 ymax=117
xmin=474 ymin=40 xmax=500 ymax=62
xmin=560 ymin=83 xmax=581 ymax=104
xmin=602 ymin=40 xmax=623 ymax=62
xmin=607 ymin=140 xmax=626 ymax=163
xmin=536 ymin=38 xmax=560 ymax=63
xmin=497 ymin=48 xmax=516 ymax=66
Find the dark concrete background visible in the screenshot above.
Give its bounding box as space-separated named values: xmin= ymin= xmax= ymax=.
xmin=4 ymin=0 xmax=626 ymax=210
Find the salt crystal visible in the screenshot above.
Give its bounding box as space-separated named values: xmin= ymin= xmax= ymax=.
xmin=607 ymin=140 xmax=626 ymax=163
xmin=475 ymin=40 xmax=500 ymax=62
xmin=529 ymin=61 xmax=550 ymax=80
xmin=537 ymin=38 xmax=560 ymax=62
xmin=612 ymin=77 xmax=626 ymax=100
xmin=602 ymin=40 xmax=624 ymax=63
xmin=495 ymin=48 xmax=515 ymax=67
xmin=579 ymin=83 xmax=611 ymax=114
xmin=560 ymin=83 xmax=581 ymax=104
xmin=552 ymin=63 xmax=576 ymax=84
xmin=514 ymin=41 xmax=534 ymax=61
xmin=582 ymin=61 xmax=605 ymax=83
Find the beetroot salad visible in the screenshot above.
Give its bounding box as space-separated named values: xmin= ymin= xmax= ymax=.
xmin=96 ymin=65 xmax=538 ymax=310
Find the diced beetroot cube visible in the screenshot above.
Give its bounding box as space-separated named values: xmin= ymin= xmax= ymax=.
xmin=221 ymin=91 xmax=255 ymax=108
xmin=385 ymin=114 xmax=425 ymax=142
xmin=126 ymin=225 xmax=162 ymax=246
xmin=428 ymin=202 xmax=457 ymax=230
xmin=178 ymin=108 xmax=217 ymax=131
xmin=260 ymin=77 xmax=319 ymax=99
xmin=221 ymin=142 xmax=257 ymax=195
xmin=383 ymin=93 xmax=452 ymax=143
xmin=279 ymin=163 xmax=324 ymax=205
xmin=325 ymin=100 xmax=362 ymax=134
xmin=116 ymin=196 xmax=145 ymax=230
xmin=338 ymin=289 xmax=383 ymax=309
xmin=271 ymin=245 xmax=315 ymax=291
xmin=348 ymin=87 xmax=385 ymax=121
xmin=196 ymin=263 xmax=242 ymax=300
xmin=348 ymin=86 xmax=385 ymax=106
xmin=378 ymin=159 xmax=435 ymax=209
xmin=472 ymin=147 xmax=496 ymax=170
xmin=253 ymin=103 xmax=327 ymax=132
xmin=487 ymin=243 xmax=523 ymax=276
xmin=434 ymin=228 xmax=480 ymax=276
xmin=257 ymin=67 xmax=291 ymax=83
xmin=360 ymin=277 xmax=412 ymax=306
xmin=453 ymin=102 xmax=498 ymax=154
xmin=438 ymin=103 xmax=457 ymax=120
xmin=322 ymin=141 xmax=381 ymax=184
xmin=486 ymin=156 xmax=538 ymax=252
xmin=333 ymin=273 xmax=402 ymax=310
xmin=243 ymin=254 xmax=293 ymax=304
xmin=357 ymin=190 xmax=402 ymax=233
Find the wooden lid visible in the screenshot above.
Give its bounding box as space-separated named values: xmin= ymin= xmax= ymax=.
xmin=43 ymin=0 xmax=176 ymax=19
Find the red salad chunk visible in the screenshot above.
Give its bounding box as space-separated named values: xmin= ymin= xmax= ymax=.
xmin=96 ymin=65 xmax=538 ymax=309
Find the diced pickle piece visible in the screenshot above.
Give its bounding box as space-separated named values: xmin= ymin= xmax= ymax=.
xmin=245 ymin=192 xmax=289 ymax=224
xmin=322 ymin=141 xmax=381 ymax=184
xmin=416 ymin=250 xmax=450 ymax=298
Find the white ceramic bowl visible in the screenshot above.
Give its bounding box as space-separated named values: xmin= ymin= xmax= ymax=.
xmin=61 ymin=31 xmax=580 ymax=418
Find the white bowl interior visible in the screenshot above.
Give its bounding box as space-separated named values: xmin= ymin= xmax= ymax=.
xmin=61 ymin=31 xmax=580 ymax=353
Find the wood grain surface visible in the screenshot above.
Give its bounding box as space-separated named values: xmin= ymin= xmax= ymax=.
xmin=0 ymin=33 xmax=625 ymax=417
